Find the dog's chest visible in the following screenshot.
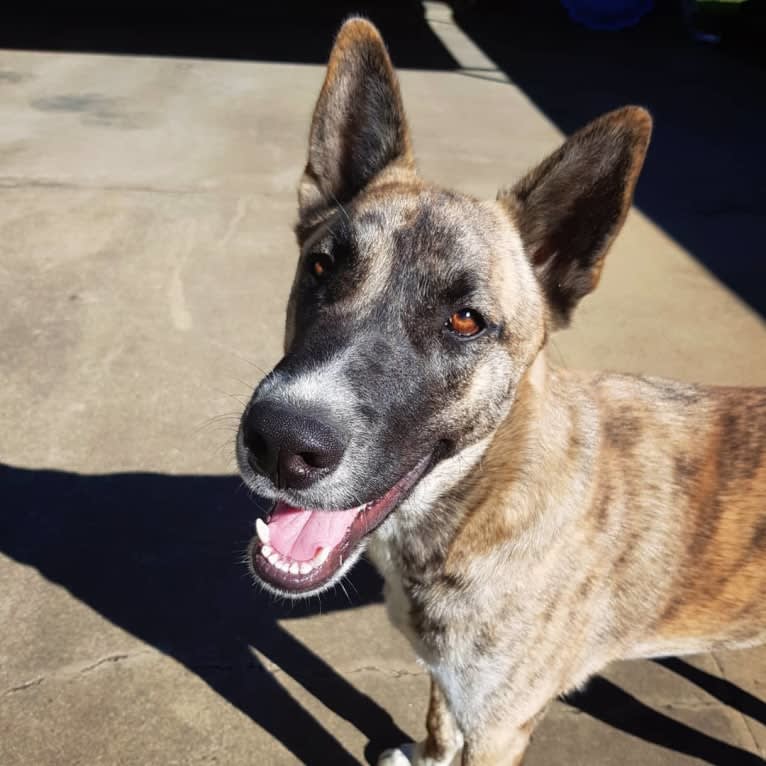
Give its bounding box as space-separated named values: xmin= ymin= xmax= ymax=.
xmin=367 ymin=532 xmax=484 ymax=660
xmin=367 ymin=533 xmax=517 ymax=727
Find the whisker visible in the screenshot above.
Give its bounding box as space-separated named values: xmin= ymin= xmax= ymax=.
xmin=549 ymin=337 xmax=568 ymax=369
xmin=190 ymin=414 xmax=241 ymax=439
xmin=211 ymin=388 xmax=250 ymax=407
xmin=329 ymin=190 xmax=351 ymax=225
xmin=344 ymin=576 xmax=359 ymax=598
xmin=203 ymin=339 xmax=273 ymax=377
xmin=338 ymin=579 xmax=352 ymax=605
xmin=226 ymin=374 xmax=258 ymax=393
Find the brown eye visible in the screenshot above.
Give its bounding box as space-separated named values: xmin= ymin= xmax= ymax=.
xmin=447 ymin=308 xmax=485 ymax=338
xmin=308 ymin=253 xmax=333 ymax=279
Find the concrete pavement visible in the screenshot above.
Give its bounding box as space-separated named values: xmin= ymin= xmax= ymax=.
xmin=1 ymin=6 xmax=764 ymax=765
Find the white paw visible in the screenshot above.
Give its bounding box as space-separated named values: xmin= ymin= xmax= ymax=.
xmin=377 ymin=743 xmax=417 ymax=766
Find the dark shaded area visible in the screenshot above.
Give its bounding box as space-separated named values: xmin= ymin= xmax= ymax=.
xmin=453 ymin=0 xmax=766 ymax=315
xmin=1 ymin=3 xmax=763 ymax=315
xmin=0 ymin=4 xmax=458 ymax=70
xmin=567 ymin=675 xmax=764 ymax=765
xmin=4 ymin=463 xmax=764 ymax=764
xmin=2 ymin=4 xmax=764 ymax=762
xmin=0 ymin=464 xmax=408 ymax=765
xmin=657 ymin=656 xmax=766 ymax=726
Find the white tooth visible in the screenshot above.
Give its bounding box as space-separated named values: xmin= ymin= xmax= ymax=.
xmin=268 ymin=552 xmax=280 ymax=565
xmin=255 ymin=518 xmax=270 ymax=544
xmin=313 ymin=546 xmax=331 ymax=566
xmin=261 ymin=544 xmax=273 ymax=558
xmin=299 ymin=562 xmax=312 ymax=575
xmin=289 ymin=562 xmax=300 ymax=575
xmin=277 ymin=559 xmax=290 ymax=572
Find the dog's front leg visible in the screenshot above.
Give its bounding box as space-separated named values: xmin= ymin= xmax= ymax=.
xmin=459 ymin=706 xmax=548 ymax=766
xmin=378 ymin=674 xmax=548 ymax=766
xmin=378 ymin=676 xmax=463 ymax=766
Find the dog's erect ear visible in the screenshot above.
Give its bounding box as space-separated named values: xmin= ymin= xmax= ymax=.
xmin=298 ymin=18 xmax=414 ymax=221
xmin=499 ymin=107 xmax=652 ymax=327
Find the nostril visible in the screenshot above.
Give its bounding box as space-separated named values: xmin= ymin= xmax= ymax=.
xmin=246 ymin=445 xmax=261 ymax=472
xmin=245 ymin=429 xmax=269 ymax=461
xmin=248 ymin=432 xmax=269 ymax=462
xmin=243 ymin=424 xmax=277 ymax=479
xmin=277 ymin=443 xmax=343 ymax=489
xmin=299 ymin=450 xmax=335 ymax=470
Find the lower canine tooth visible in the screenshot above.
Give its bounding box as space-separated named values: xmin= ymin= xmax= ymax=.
xmin=299 ymin=562 xmax=312 ymax=575
xmin=255 ymin=518 xmax=270 ymax=544
xmin=262 ymin=544 xmax=273 ymax=558
xmin=268 ymin=552 xmax=280 ymax=565
xmin=314 ymin=546 xmax=331 ymax=566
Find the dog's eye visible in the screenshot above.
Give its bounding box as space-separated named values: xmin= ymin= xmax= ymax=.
xmin=446 ymin=308 xmax=485 ymax=338
xmin=308 ymin=253 xmax=333 ymax=279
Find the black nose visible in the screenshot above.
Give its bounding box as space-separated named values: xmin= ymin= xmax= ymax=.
xmin=242 ymin=401 xmax=346 ymax=490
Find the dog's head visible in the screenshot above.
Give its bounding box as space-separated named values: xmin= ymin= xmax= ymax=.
xmin=237 ymin=18 xmax=651 ymax=597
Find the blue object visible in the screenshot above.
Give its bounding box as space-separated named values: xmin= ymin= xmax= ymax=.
xmin=561 ymin=0 xmax=655 ymax=30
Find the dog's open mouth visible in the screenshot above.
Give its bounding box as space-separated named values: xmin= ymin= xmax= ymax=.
xmin=249 ymin=455 xmax=431 ymax=593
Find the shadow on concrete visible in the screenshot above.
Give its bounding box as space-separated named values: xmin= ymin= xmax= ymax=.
xmin=1 ymin=3 xmax=763 ymax=316
xmin=566 ymin=675 xmax=764 ymax=765
xmin=0 ymin=464 xmax=409 ymax=765
xmin=0 ymin=3 xmax=458 ymax=70
xmin=452 ymin=0 xmax=766 ymax=316
xmin=3 ymin=463 xmax=764 ymax=763
xmin=657 ymin=656 xmax=766 ymax=727
xmin=1 ymin=7 xmax=764 ymax=760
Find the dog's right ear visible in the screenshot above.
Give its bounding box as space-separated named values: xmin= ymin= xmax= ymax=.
xmin=298 ymin=18 xmax=414 ymax=224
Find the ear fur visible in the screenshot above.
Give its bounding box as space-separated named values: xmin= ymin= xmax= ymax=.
xmin=298 ymin=18 xmax=414 ymax=224
xmin=499 ymin=107 xmax=652 ymax=327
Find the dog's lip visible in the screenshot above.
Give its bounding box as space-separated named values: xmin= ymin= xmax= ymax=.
xmin=248 ymin=453 xmax=434 ymax=594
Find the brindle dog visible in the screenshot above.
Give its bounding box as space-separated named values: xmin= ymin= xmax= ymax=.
xmin=236 ymin=18 xmax=766 ymax=766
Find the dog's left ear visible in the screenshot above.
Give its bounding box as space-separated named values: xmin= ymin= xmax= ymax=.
xmin=298 ymin=18 xmax=414 ymax=222
xmin=499 ymin=107 xmax=652 ymax=327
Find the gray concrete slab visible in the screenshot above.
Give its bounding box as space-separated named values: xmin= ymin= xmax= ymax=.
xmin=1 ymin=7 xmax=764 ymax=766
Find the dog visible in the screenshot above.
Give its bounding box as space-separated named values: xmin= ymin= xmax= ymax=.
xmin=236 ymin=18 xmax=766 ymax=765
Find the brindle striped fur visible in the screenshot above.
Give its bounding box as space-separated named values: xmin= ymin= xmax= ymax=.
xmin=252 ymin=18 xmax=766 ymax=766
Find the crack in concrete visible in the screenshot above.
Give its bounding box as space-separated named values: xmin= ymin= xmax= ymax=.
xmin=4 ymin=677 xmax=44 ymax=695
xmin=0 ymin=176 xmax=203 ymax=195
xmin=79 ymin=653 xmax=133 ymax=675
xmin=711 ymin=652 xmax=764 ymax=757
xmin=263 ymin=663 xmax=428 ymax=681
xmin=557 ymin=698 xmax=755 ymax=715
xmin=0 ymin=176 xmax=288 ymax=199
xmin=346 ymin=665 xmax=428 ymax=680
xmin=2 ymin=650 xmax=152 ymax=696
xmin=557 ymin=694 xmax=765 ymax=757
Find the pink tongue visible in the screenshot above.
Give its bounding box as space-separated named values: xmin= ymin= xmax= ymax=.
xmin=267 ymin=502 xmax=361 ymax=562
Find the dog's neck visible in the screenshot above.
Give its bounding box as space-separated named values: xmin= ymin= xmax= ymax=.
xmin=373 ymin=348 xmax=597 ymax=582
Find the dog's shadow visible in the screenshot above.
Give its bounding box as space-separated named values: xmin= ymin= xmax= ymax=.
xmin=566 ymin=672 xmax=765 ymax=765
xmin=2 ymin=463 xmax=764 ymax=765
xmin=0 ymin=463 xmax=410 ymax=765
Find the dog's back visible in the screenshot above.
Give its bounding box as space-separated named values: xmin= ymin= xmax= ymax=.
xmin=586 ymin=373 xmax=766 ymax=654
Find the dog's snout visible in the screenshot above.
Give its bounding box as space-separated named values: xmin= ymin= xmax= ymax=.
xmin=243 ymin=401 xmax=346 ymax=490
